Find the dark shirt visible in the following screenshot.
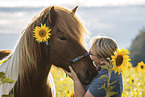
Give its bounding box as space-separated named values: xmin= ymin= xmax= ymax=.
xmin=84 ymin=69 xmax=123 ymax=97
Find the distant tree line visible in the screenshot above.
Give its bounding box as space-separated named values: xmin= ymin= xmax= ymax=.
xmin=129 ymin=27 xmax=145 ymax=67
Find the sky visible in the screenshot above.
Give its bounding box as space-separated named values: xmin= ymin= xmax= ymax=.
xmin=0 ymin=0 xmax=145 ymax=7
xmin=0 ymin=0 xmax=145 ymax=50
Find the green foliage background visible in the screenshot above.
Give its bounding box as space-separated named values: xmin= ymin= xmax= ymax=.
xmin=129 ymin=27 xmax=145 ymax=67
xmin=0 ymin=72 xmax=15 ymax=97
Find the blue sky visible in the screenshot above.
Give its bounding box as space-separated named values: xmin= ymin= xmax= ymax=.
xmin=0 ymin=0 xmax=145 ymax=49
xmin=0 ymin=0 xmax=145 ymax=7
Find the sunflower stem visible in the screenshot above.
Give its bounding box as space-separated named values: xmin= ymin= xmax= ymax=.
xmin=107 ymin=62 xmax=112 ymax=87
xmin=108 ymin=67 xmax=111 ymax=87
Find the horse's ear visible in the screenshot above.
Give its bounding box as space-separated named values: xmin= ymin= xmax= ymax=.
xmin=72 ymin=6 xmax=78 ymax=15
xmin=49 ymin=6 xmax=56 ymax=27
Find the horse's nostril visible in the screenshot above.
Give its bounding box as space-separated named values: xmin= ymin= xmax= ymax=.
xmin=87 ymin=70 xmax=93 ymax=79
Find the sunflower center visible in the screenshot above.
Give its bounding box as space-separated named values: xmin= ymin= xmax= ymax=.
xmin=128 ymin=66 xmax=130 ymax=69
xmin=132 ymin=79 xmax=134 ymax=83
xmin=141 ymin=65 xmax=144 ymax=69
xmin=39 ymin=30 xmax=46 ymax=37
xmin=116 ymin=55 xmax=123 ymax=66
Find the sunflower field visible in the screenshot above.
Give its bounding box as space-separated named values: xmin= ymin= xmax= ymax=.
xmin=122 ymin=61 xmax=145 ymax=97
xmin=50 ymin=66 xmax=74 ymax=97
xmin=51 ymin=61 xmax=145 ymax=97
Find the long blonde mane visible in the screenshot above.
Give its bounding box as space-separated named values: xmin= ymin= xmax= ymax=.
xmin=0 ymin=6 xmax=87 ymax=95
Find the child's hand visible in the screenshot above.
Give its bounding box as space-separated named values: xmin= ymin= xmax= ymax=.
xmin=64 ymin=66 xmax=79 ymax=81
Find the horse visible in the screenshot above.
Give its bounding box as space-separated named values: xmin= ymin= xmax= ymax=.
xmin=0 ymin=50 xmax=11 ymax=60
xmin=0 ymin=6 xmax=98 ymax=97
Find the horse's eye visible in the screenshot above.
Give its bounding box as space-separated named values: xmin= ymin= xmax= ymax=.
xmin=58 ymin=36 xmax=67 ymax=40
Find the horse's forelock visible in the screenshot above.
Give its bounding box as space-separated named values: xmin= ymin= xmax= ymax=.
xmin=31 ymin=6 xmax=87 ymax=47
xmin=52 ymin=6 xmax=87 ymax=47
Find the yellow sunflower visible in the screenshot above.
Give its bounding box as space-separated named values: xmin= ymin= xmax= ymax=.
xmin=33 ymin=23 xmax=51 ymax=43
xmin=111 ymin=48 xmax=131 ymax=75
xmin=137 ymin=61 xmax=145 ymax=73
xmin=126 ymin=63 xmax=132 ymax=71
xmin=133 ymin=66 xmax=138 ymax=73
xmin=65 ymin=88 xmax=74 ymax=97
xmin=129 ymin=76 xmax=135 ymax=85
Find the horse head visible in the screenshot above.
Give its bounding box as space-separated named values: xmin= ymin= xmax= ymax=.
xmin=32 ymin=6 xmax=98 ymax=85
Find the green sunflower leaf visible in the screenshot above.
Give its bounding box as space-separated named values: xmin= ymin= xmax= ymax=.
xmin=101 ymin=65 xmax=109 ymax=69
xmin=2 ymin=94 xmax=14 ymax=97
xmin=98 ymin=83 xmax=106 ymax=90
xmin=99 ymin=75 xmax=108 ymax=79
xmin=106 ymin=91 xmax=118 ymax=97
xmin=105 ymin=85 xmax=116 ymax=92
xmin=110 ymin=80 xmax=117 ymax=85
xmin=104 ymin=61 xmax=110 ymax=65
xmin=104 ymin=78 xmax=109 ymax=81
xmin=0 ymin=72 xmax=6 ymax=78
xmin=0 ymin=78 xmax=15 ymax=84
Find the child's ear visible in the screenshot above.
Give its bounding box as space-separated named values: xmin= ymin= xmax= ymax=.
xmin=100 ymin=58 xmax=105 ymax=64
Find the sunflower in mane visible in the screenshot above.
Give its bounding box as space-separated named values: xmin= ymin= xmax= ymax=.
xmin=33 ymin=23 xmax=51 ymax=43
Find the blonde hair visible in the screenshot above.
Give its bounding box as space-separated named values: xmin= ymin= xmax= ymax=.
xmin=90 ymin=36 xmax=118 ymax=59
